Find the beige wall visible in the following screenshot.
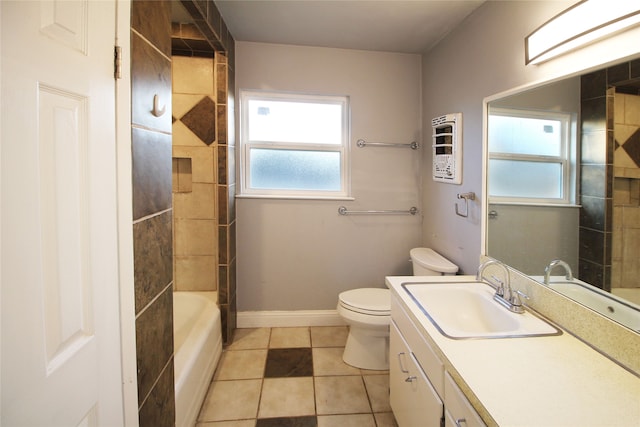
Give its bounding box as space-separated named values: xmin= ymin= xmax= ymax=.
xmin=235 ymin=42 xmax=422 ymax=311
xmin=420 ymin=0 xmax=640 ymax=274
xmin=233 ymin=1 xmax=640 ymax=311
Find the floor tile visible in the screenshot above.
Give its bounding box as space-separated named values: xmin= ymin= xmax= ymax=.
xmin=258 ymin=377 xmax=316 ymax=418
xmin=200 ymin=328 xmax=397 ymax=426
xmin=269 ymin=327 xmax=311 ymax=348
xmin=256 ymin=416 xmax=317 ymax=427
xmin=374 ymin=412 xmax=399 ymax=427
xmin=314 ymin=376 xmax=371 ymax=415
xmin=310 ymin=326 xmax=348 ymax=347
xmin=317 ymin=414 xmax=376 ymax=427
xmin=199 ymin=379 xmax=262 ymax=422
xmin=227 ymin=328 xmax=271 ymax=350
xmin=363 ymin=375 xmax=391 ymax=412
xmin=264 ymin=348 xmax=313 ymax=378
xmin=197 ymin=421 xmax=256 ymax=427
xmin=214 ymin=349 xmax=268 ymax=380
xmin=360 ymin=368 xmax=390 ymax=376
xmin=312 ymin=347 xmax=360 ymax=376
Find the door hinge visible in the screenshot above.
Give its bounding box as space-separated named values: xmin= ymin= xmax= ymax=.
xmin=114 ymin=45 xmax=122 ymax=79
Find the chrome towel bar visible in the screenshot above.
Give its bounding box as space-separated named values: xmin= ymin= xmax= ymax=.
xmin=356 ymin=139 xmax=419 ymax=150
xmin=338 ymin=206 xmax=418 ymax=216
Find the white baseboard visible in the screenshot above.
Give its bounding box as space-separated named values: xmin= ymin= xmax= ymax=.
xmin=237 ymin=310 xmax=346 ymax=328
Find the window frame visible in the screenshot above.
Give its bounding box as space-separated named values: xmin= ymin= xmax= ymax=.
xmin=488 ymin=107 xmax=574 ymax=205
xmin=239 ymin=89 xmax=351 ymax=199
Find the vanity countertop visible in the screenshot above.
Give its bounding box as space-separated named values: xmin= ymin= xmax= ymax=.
xmin=386 ymin=275 xmax=640 ymax=427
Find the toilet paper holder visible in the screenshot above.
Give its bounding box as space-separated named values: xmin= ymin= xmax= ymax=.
xmin=455 ymin=192 xmax=475 ymax=218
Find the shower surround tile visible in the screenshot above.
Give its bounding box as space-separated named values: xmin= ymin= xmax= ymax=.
xmin=173 ymin=183 xmax=216 ymax=219
xmin=133 ymin=211 xmax=173 ymax=313
xmin=138 ymin=359 xmax=175 ymax=427
xmin=135 ymin=286 xmax=174 ymax=405
xmin=172 ymin=145 xmax=215 ymax=183
xmin=173 ymin=56 xmax=214 ymax=94
xmin=174 ymin=255 xmax=216 ymax=291
xmin=132 ymin=128 xmax=172 ymax=220
xmin=174 ymin=218 xmax=217 ymax=256
xmin=181 ymin=96 xmax=217 ymax=145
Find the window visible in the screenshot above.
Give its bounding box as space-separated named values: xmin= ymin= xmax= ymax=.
xmin=240 ymin=90 xmax=350 ymax=198
xmin=488 ymin=107 xmax=574 ymax=204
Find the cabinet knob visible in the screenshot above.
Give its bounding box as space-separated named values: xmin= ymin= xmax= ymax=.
xmin=404 ymin=375 xmax=417 ymax=383
xmin=455 ymin=418 xmax=467 ymax=427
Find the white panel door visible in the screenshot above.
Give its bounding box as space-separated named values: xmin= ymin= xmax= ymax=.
xmin=1 ymin=1 xmax=125 ymax=425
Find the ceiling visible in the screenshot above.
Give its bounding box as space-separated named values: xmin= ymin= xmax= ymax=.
xmin=213 ymin=1 xmax=485 ymax=54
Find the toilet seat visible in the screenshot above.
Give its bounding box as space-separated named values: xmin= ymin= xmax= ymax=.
xmin=338 ymin=288 xmax=390 ymax=316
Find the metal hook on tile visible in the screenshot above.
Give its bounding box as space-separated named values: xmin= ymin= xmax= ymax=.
xmin=455 ymin=192 xmax=475 ymax=218
xmin=152 ymin=94 xmax=166 ymax=117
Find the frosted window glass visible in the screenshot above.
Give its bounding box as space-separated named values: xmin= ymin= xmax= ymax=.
xmin=250 ymin=148 xmax=341 ymax=191
xmin=489 ymin=159 xmax=562 ymax=199
xmin=248 ymin=100 xmax=342 ymax=145
xmin=489 ymin=115 xmax=561 ymax=156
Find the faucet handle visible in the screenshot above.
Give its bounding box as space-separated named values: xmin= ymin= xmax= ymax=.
xmin=491 ymin=275 xmax=505 ymax=296
xmin=511 ymin=290 xmax=530 ymax=307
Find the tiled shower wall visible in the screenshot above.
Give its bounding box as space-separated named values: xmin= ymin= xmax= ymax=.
xmin=172 ymin=54 xmax=219 ymax=292
xmin=131 ymin=1 xmax=174 ymax=425
xmin=612 ymin=92 xmax=640 ymax=289
xmin=579 ymin=59 xmax=640 ymax=291
xmin=175 ymin=1 xmax=237 ymax=344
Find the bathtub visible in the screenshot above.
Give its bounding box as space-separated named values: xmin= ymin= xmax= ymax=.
xmin=173 ymin=291 xmax=222 ymax=427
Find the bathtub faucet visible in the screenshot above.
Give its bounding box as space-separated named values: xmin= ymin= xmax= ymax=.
xmin=544 ymin=259 xmax=573 ymax=285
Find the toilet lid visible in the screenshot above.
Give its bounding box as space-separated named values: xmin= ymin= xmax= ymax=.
xmin=339 ymin=288 xmax=390 ymax=315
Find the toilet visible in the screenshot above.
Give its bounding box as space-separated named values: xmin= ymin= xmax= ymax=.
xmin=337 ymin=248 xmax=458 ymax=370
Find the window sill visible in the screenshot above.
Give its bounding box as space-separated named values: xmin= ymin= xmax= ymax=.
xmin=236 ymin=194 xmax=356 ymax=202
xmin=488 ymin=201 xmax=581 ymax=208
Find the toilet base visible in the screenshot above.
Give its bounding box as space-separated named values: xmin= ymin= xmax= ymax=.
xmin=342 ymin=325 xmax=389 ymax=370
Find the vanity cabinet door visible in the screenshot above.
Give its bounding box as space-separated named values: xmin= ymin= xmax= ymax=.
xmin=444 ymin=372 xmax=486 ymax=427
xmin=390 ymin=321 xmax=444 ymax=427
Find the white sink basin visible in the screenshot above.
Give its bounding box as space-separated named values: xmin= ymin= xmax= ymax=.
xmin=402 ymin=282 xmax=562 ymax=339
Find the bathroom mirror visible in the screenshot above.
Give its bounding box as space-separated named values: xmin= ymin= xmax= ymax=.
xmin=484 ymin=57 xmax=640 ymax=334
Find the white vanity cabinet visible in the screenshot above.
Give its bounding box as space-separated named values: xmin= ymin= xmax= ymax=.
xmin=391 ymin=293 xmax=486 ymax=427
xmin=390 ymin=321 xmax=444 ymax=427
xmin=444 ymin=372 xmax=486 ymax=427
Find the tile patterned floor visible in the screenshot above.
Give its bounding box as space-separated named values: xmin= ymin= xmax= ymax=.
xmin=197 ymin=326 xmax=398 ymax=427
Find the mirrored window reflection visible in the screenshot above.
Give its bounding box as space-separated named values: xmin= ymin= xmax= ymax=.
xmin=488 ymin=107 xmax=573 ymax=203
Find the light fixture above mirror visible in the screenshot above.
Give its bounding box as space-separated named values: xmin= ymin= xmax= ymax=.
xmin=525 ymin=0 xmax=640 ymax=65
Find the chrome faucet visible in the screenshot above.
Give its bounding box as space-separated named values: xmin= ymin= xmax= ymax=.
xmin=544 ymin=259 xmax=573 ymax=285
xmin=476 ymin=259 xmax=525 ymax=314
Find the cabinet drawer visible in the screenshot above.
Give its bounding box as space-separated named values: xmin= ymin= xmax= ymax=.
xmin=391 ymin=294 xmax=444 ymax=397
xmin=444 ymin=372 xmax=486 ymax=427
xmin=390 ymin=322 xmax=443 ymax=427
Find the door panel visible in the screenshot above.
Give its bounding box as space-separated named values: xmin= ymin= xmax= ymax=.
xmin=1 ymin=1 xmax=124 ymax=425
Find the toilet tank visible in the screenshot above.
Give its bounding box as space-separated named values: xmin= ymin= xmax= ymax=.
xmin=410 ymin=248 xmax=458 ymax=276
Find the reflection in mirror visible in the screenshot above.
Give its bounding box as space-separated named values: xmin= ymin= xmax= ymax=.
xmin=485 ymin=58 xmax=640 ymax=333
